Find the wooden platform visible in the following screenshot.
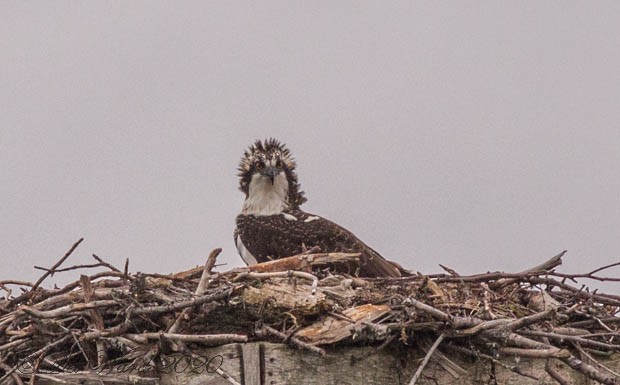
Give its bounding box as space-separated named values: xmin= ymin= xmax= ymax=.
xmin=30 ymin=342 xmax=620 ymax=385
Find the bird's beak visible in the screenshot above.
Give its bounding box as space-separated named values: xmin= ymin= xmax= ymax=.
xmin=262 ymin=167 xmax=279 ymax=184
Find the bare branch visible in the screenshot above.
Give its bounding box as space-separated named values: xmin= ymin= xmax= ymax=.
xmin=408 ymin=333 xmax=445 ymax=385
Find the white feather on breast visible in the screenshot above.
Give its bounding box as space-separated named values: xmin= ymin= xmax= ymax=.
xmin=241 ymin=173 xmax=289 ymax=216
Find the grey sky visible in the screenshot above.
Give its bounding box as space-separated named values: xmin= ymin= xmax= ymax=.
xmin=1 ymin=2 xmax=619 ymax=292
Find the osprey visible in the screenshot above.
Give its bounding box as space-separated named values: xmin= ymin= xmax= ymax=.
xmin=234 ymin=138 xmax=408 ymax=278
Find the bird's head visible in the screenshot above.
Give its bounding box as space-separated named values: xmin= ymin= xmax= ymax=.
xmin=238 ymin=138 xmax=306 ymax=214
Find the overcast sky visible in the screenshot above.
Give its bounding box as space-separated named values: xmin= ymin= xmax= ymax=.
xmin=1 ymin=2 xmax=619 ymax=293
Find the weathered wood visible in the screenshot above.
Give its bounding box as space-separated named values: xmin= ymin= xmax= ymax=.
xmin=247 ymin=253 xmax=361 ymax=273
xmin=242 ymin=343 xmax=260 ymax=385
xmin=80 ymin=275 xmax=108 ymax=367
xmin=242 ymin=281 xmax=325 ymax=314
xmin=158 ymin=343 xmax=242 ymax=385
xmin=296 ymin=304 xmax=390 ymax=344
xmin=125 ymin=333 xmax=247 ymax=345
xmin=27 ymin=342 xmax=620 ymax=385
xmin=27 ymin=372 xmax=160 ymax=384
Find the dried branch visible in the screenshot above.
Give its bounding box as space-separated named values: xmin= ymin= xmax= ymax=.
xmin=545 ymin=359 xmax=572 ymax=385
xmin=32 ymin=238 xmax=84 ymax=291
xmin=408 ymin=333 xmax=445 ymax=385
xmin=91 ymin=254 xmax=122 ymax=272
xmin=521 ymin=330 xmax=620 ymax=351
xmin=21 ymin=300 xmax=120 ymax=319
xmin=125 ymin=332 xmax=247 ymax=345
xmin=257 ymin=325 xmax=325 ymax=356
xmin=403 ymin=298 xmax=451 ymax=322
xmin=132 ymin=286 xmax=237 ymax=315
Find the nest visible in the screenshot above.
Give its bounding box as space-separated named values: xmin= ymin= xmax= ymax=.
xmin=1 ymin=239 xmax=619 ymax=385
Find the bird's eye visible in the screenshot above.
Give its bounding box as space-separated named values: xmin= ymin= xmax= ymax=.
xmin=275 ymin=159 xmax=282 ymax=168
xmin=256 ymin=162 xmax=265 ymax=170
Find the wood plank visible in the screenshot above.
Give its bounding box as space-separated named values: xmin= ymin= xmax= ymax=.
xmin=295 ymin=304 xmax=390 ymax=344
xmin=242 ymin=343 xmax=261 ymax=385
xmin=32 ymin=343 xmax=620 ymax=385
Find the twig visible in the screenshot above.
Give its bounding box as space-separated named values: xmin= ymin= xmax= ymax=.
xmin=21 ymin=300 xmax=120 ymax=319
xmin=34 ymin=263 xmax=108 ymax=273
xmin=91 ymin=254 xmax=121 ymax=272
xmin=587 ymin=261 xmax=620 ymax=276
xmin=545 ymin=359 xmax=571 ymax=385
xmin=168 ymin=249 xmax=223 ymax=337
xmin=518 ymin=250 xmax=566 ymax=273
xmin=491 ymin=250 xmax=565 ymax=289
xmin=499 ymin=347 xmax=568 ymax=358
xmin=258 ymin=325 xmax=325 ymax=356
xmin=457 ymin=309 xmax=555 ymax=336
xmin=80 ymin=275 xmax=107 ymax=367
xmin=438 ymin=264 xmax=460 ymax=277
xmin=205 ymin=248 xmax=222 ymax=273
xmin=527 ymin=277 xmax=620 ymax=306
xmin=0 ymin=281 xmax=33 ymax=287
xmin=560 ymin=355 xmax=619 ymax=385
xmin=15 ymin=271 xmax=131 ymax=308
xmin=0 ymin=362 xmax=23 ymax=385
xmin=408 ymin=333 xmax=445 ymax=385
xmin=132 ymin=287 xmax=236 ymax=315
xmin=521 ymin=330 xmax=620 ymax=350
xmin=0 ymin=334 xmax=72 ymax=384
xmin=572 ymin=342 xmax=620 ymax=379
xmin=81 ymin=322 xmax=130 ymax=340
xmin=9 ymin=239 xmax=85 ymax=306
xmin=0 ymin=339 xmax=27 ymax=352
xmin=403 ymin=298 xmax=451 ymax=322
xmin=123 ymin=258 xmax=129 ymax=280
xmin=125 ymin=332 xmax=247 ymax=345
xmin=32 ymin=238 xmax=84 ymax=291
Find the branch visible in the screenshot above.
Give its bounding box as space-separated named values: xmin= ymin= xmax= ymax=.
xmin=21 ymin=300 xmax=120 ymax=318
xmin=9 ymin=238 xmax=84 ymax=306
xmin=125 ymin=332 xmax=247 ymax=345
xmin=91 ymin=254 xmax=122 ymax=272
xmin=408 ymin=333 xmax=445 ymax=385
xmin=491 ymin=250 xmax=565 ymax=289
xmin=545 ymin=359 xmax=572 ymax=385
xmin=32 ymin=238 xmax=84 ymax=290
xmin=521 ymin=330 xmax=620 ymax=351
xmin=246 ymin=252 xmax=361 ymax=273
xmin=131 ymin=287 xmax=237 ymax=315
xmin=403 ymin=298 xmax=451 ymax=322
xmin=257 ymin=325 xmax=325 ymax=356
xmin=167 ymin=248 xmax=223 ymax=337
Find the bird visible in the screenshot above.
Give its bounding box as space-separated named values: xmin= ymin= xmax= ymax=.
xmin=234 ymin=138 xmax=409 ymax=278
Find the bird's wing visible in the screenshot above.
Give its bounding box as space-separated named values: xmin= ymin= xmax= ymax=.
xmin=235 ymin=211 xmax=409 ymax=277
xmin=282 ymin=211 xmax=408 ymax=277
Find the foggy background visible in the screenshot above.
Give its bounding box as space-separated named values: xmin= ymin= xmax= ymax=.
xmin=2 ymin=2 xmax=619 ymax=293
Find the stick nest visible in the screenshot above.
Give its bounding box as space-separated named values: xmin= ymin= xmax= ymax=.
xmin=1 ymin=239 xmax=619 ymax=385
